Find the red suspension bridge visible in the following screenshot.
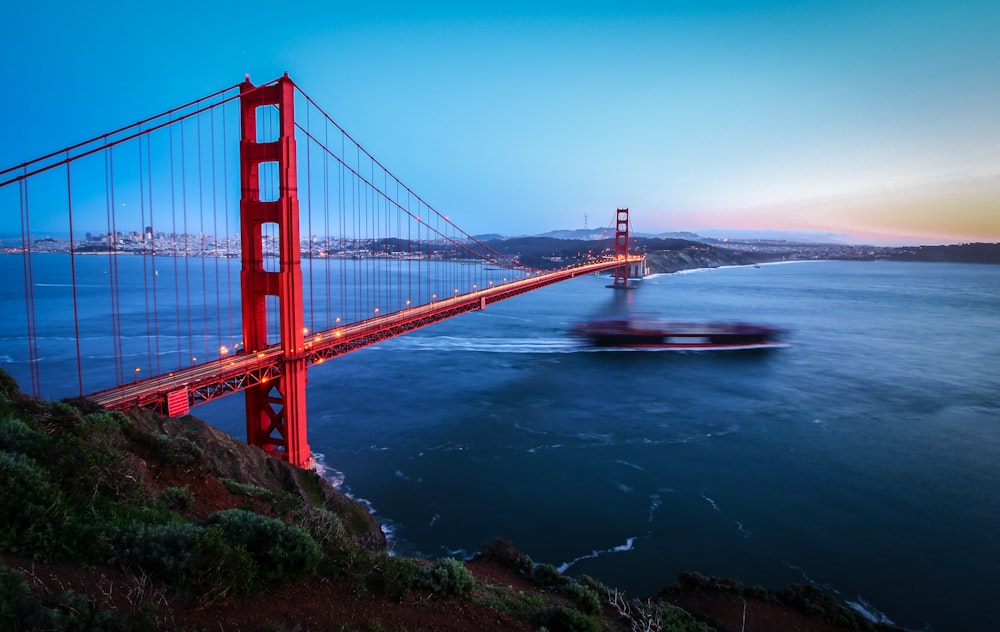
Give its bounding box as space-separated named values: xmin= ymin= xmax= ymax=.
xmin=1 ymin=74 xmax=644 ymax=468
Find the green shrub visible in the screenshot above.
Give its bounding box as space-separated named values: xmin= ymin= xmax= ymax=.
xmin=414 ymin=557 xmax=475 ymax=597
xmin=295 ymin=505 xmax=346 ymax=554
xmin=532 ymin=563 xmax=566 ymax=586
xmin=478 ymin=537 xmax=533 ymax=575
xmin=537 ymin=605 xmax=601 ymax=632
xmin=0 ymin=416 xmax=50 ymax=457
xmin=0 ymin=563 xmax=128 ymax=631
xmin=0 ymin=565 xmax=32 ymax=626
xmin=561 ymin=581 xmax=601 ymax=616
xmin=648 ymin=601 xmax=715 ymax=632
xmin=128 ymin=430 xmax=203 ymax=466
xmin=203 ymin=509 xmax=321 ymax=582
xmin=158 ymin=486 xmax=194 ymax=512
xmin=220 ymin=478 xmax=303 ymax=514
xmin=219 ymin=478 xmax=274 ymax=498
xmin=0 ymin=450 xmax=65 ymax=556
xmin=0 ymin=369 xmax=20 ymax=402
xmin=114 ymin=522 xmax=256 ymax=598
xmin=369 ymin=554 xmax=419 ymax=600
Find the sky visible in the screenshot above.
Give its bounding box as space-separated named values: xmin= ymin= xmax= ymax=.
xmin=2 ymin=0 xmax=999 ymax=245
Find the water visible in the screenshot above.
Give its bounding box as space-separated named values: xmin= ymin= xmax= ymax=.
xmin=3 ymin=258 xmax=999 ymax=630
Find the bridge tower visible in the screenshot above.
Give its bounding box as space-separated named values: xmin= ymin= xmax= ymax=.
xmin=610 ymin=207 xmax=634 ymax=289
xmin=239 ymin=74 xmax=311 ymax=468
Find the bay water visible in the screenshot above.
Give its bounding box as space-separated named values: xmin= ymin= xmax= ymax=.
xmin=3 ymin=258 xmax=998 ymax=630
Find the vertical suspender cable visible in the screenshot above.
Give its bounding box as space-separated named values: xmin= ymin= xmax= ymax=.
xmin=305 ymin=103 xmax=315 ymax=334
xmin=65 ymin=158 xmax=83 ymax=395
xmin=222 ymin=102 xmax=234 ymax=350
xmin=197 ymin=108 xmax=209 ymax=362
xmin=106 ymin=142 xmax=124 ymax=385
xmin=147 ymin=135 xmax=161 ymax=376
xmin=210 ymin=104 xmax=222 ymax=355
xmin=18 ymin=175 xmax=40 ymax=397
xmin=339 ymin=131 xmax=346 ymax=325
xmin=181 ymin=118 xmax=195 ymax=363
xmin=323 ymin=117 xmax=331 ymax=328
xmin=170 ymin=119 xmax=183 ymax=369
xmin=138 ymin=127 xmax=154 ymax=378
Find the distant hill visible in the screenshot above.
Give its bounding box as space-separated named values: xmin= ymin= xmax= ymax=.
xmin=881 ymin=243 xmax=1000 ymax=264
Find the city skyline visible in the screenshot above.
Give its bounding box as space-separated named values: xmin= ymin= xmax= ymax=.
xmin=3 ymin=1 xmax=999 ymax=246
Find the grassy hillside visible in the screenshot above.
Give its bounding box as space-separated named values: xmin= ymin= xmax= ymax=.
xmin=0 ymin=369 xmax=903 ymax=631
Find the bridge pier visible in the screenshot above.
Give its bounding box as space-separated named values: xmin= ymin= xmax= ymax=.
xmin=239 ymin=74 xmax=312 ymax=468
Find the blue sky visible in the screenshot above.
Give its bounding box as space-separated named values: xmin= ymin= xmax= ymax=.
xmin=3 ymin=0 xmax=998 ymax=244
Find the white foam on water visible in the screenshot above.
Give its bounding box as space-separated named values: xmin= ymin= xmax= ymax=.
xmin=556 ymin=536 xmax=637 ymax=573
xmin=514 ymin=423 xmax=550 ymax=436
xmin=615 ymin=459 xmax=647 ymax=472
xmin=526 ymin=443 xmax=563 ymax=454
xmin=735 ymin=521 xmax=752 ymax=539
xmin=428 ymin=513 xmax=440 ymax=528
xmin=0 ymin=355 xmax=12 ymax=363
xmin=312 ymin=451 xmax=396 ymax=551
xmin=311 ymin=452 xmax=344 ymax=489
xmin=648 ymin=494 xmax=663 ymax=523
xmin=610 ymin=480 xmax=633 ymax=493
xmin=846 ymin=597 xmax=895 ymax=625
xmin=701 ymin=494 xmax=720 ymax=511
xmin=574 ymin=431 xmax=613 ymax=445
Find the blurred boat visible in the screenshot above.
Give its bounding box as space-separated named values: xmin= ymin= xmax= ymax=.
xmin=571 ymin=317 xmax=787 ymax=350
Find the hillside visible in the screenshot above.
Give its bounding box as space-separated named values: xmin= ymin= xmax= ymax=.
xmin=0 ymin=369 xmax=905 ymax=631
xmin=482 ymin=235 xmax=1000 ymax=273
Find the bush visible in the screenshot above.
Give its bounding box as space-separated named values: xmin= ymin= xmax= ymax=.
xmin=561 ymin=581 xmax=601 ymax=616
xmin=219 ymin=478 xmax=303 ymax=515
xmin=157 ymin=486 xmax=194 ymax=512
xmin=0 ymin=450 xmax=65 ymax=556
xmin=537 ymin=605 xmax=601 ymax=632
xmin=203 ymin=509 xmax=321 ymax=582
xmin=0 ymin=565 xmax=32 ymax=626
xmin=0 ymin=563 xmax=129 ymax=631
xmin=128 ymin=429 xmax=203 ymax=466
xmin=478 ymin=537 xmax=533 ymax=575
xmin=414 ymin=557 xmax=475 ymax=597
xmin=0 ymin=369 xmax=20 ymax=402
xmin=369 ymin=555 xmax=419 ymax=600
xmin=114 ymin=522 xmax=256 ymax=599
xmin=295 ymin=505 xmax=346 ymax=554
xmin=532 ymin=563 xmax=566 ymax=586
xmin=0 ymin=416 xmax=50 ymax=457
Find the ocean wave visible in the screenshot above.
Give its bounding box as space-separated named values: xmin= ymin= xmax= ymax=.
xmin=394 ymin=470 xmax=423 ymax=483
xmin=846 ymin=597 xmax=895 ymax=625
xmin=557 ymin=537 xmax=637 ymax=573
xmin=784 ymin=562 xmax=896 ymax=626
xmin=615 ymin=459 xmax=647 ymax=472
xmin=648 ymin=493 xmax=662 ymax=523
xmin=610 ymin=480 xmax=633 ymax=493
xmin=735 ymin=521 xmax=752 ymax=539
xmin=526 ymin=443 xmax=563 ymax=454
xmin=514 ymin=423 xmax=550 ymax=436
xmin=701 ymin=494 xmax=720 ymax=511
